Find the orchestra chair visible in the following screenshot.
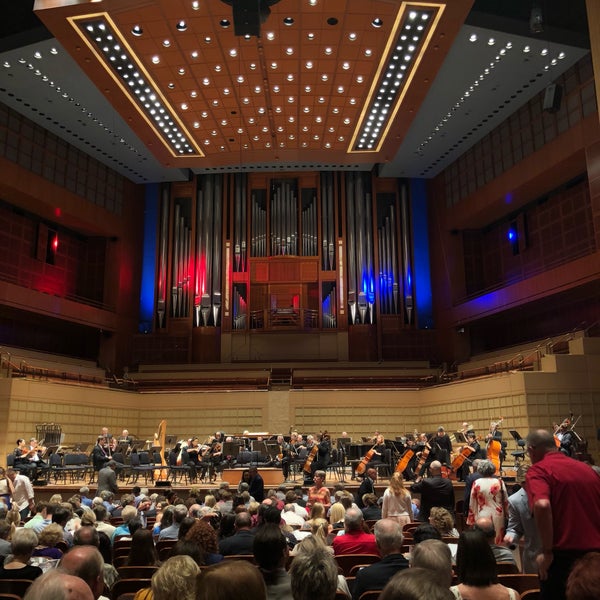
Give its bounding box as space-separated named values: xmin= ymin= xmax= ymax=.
xmin=113 ymin=538 xmax=133 ymax=553
xmin=117 ymin=566 xmax=159 ymax=580
xmin=520 ymin=590 xmax=541 ymax=600
xmin=326 ymin=449 xmax=345 ymax=482
xmin=334 ymin=554 xmax=380 ymax=577
xmin=127 ymin=452 xmax=155 ymax=484
xmin=168 ymin=450 xmax=192 ymax=485
xmin=497 ymin=574 xmax=540 ymax=595
xmin=358 ymin=591 xmax=382 ymax=600
xmin=47 ymin=452 xmax=65 ymax=483
xmin=496 ymin=561 xmax=520 ymax=575
xmin=0 ymin=579 xmax=34 ymax=598
xmin=60 ymin=453 xmax=90 ymax=483
xmin=111 ymin=579 xmax=152 ymax=599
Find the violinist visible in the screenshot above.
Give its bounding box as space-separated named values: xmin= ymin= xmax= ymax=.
xmin=207 ymin=431 xmax=224 ymax=482
xmin=13 ymin=439 xmax=39 ymax=480
xmin=186 ymin=437 xmax=207 ymax=482
xmin=554 ymin=419 xmax=575 ymax=457
xmin=309 ymin=432 xmax=331 ymax=478
xmin=455 ymin=430 xmax=483 ymax=481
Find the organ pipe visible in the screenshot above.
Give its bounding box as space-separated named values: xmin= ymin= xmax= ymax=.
xmin=400 ymin=182 xmax=413 ymax=324
xmin=212 ymin=175 xmax=222 ymax=327
xmin=157 ymin=185 xmax=169 ymax=328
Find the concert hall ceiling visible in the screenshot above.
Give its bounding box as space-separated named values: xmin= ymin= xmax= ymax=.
xmin=0 ymin=1 xmax=590 ymax=184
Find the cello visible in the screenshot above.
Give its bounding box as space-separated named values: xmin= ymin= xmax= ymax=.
xmin=415 ymin=435 xmax=433 ymax=477
xmin=355 ymin=446 xmax=376 ymax=476
xmin=302 ymin=444 xmax=319 ymax=474
xmin=394 ymin=448 xmax=414 ymax=474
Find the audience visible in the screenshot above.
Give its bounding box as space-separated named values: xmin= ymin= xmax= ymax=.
xmin=184 ymin=519 xmax=223 ymax=565
xmin=253 ymin=522 xmax=292 ymax=600
xmin=32 ymin=522 xmax=65 ymax=559
xmin=332 ymin=507 xmax=379 ymax=556
xmin=126 ymin=527 xmax=159 ymax=566
xmin=59 ymin=545 xmax=106 ymax=600
xmin=151 ymin=555 xmax=200 ymax=600
xmin=474 ymin=516 xmax=516 ymax=565
xmin=0 ymin=528 xmax=43 ymax=580
xmin=218 ymin=511 xmax=255 ymax=555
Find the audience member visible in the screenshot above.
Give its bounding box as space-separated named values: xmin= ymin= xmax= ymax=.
xmin=409 ymin=539 xmax=453 ymax=587
xmin=248 ymin=467 xmax=265 ymax=503
xmin=361 ymin=493 xmax=382 ymax=520
xmin=379 ymin=567 xmax=454 ymax=600
xmin=356 ymin=468 xmax=377 ymax=509
xmin=158 ymin=504 xmax=187 ymax=540
xmin=382 ymin=472 xmax=413 ymax=527
xmin=32 ymin=522 xmax=65 ymax=559
xmin=112 ymin=504 xmax=138 ymax=540
xmin=526 ymin=429 xmax=600 ymax=600
xmin=97 ymin=460 xmax=118 ymax=495
xmin=290 ymin=543 xmax=337 ymax=600
xmin=59 ymin=545 xmax=106 ymax=600
xmin=466 ymin=460 xmax=509 ymax=543
xmin=23 ymin=569 xmax=94 ymax=600
xmin=0 ymin=528 xmax=43 ymax=580
xmin=253 ymin=522 xmax=292 ymax=600
xmin=474 ymin=516 xmax=517 ymax=565
xmin=565 ymin=551 xmax=600 ymax=600
xmin=452 ymin=530 xmax=521 ymax=600
xmin=503 ymin=466 xmax=542 ymax=574
xmin=5 ymin=467 xmax=35 ymax=520
xmin=152 ymin=555 xmax=200 ymax=600
xmin=332 ymin=507 xmax=379 ymax=556
xmin=352 ymin=519 xmax=408 ymax=600
xmin=126 ymin=527 xmax=159 ymax=566
xmin=218 ymin=511 xmax=255 ymax=555
xmin=93 ymin=504 xmax=116 ymax=538
xmin=197 ymin=559 xmax=267 ymax=600
xmin=184 ymin=519 xmax=223 ymax=565
xmin=412 ymin=523 xmax=441 ymax=544
xmin=410 ymin=461 xmax=455 ymax=522
xmin=429 ymin=507 xmax=459 ymax=538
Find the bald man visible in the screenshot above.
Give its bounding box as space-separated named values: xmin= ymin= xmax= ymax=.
xmin=410 ymin=460 xmax=455 ymax=521
xmin=24 ymin=570 xmax=94 ymax=600
xmin=59 ymin=546 xmax=107 ymax=600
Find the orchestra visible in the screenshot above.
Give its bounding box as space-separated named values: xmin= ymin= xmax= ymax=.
xmin=7 ymin=416 xmax=590 ymax=492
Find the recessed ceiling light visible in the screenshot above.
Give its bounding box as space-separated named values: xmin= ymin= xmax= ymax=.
xmin=181 ymin=103 xmax=188 ymax=110
xmin=325 ymin=47 xmax=333 ymax=55
xmin=488 ymin=38 xmax=495 ymax=45
xmin=307 ymin=32 xmax=315 ymax=40
xmin=162 ymin=39 xmax=170 ymax=47
xmin=229 ymin=48 xmax=237 ymax=57
xmin=237 ymin=75 xmax=245 ymax=83
xmin=305 ymin=61 xmax=313 ymax=69
xmin=365 ymin=49 xmax=372 ymax=57
xmin=176 ymin=20 xmax=187 ymax=32
xmin=193 ymin=121 xmax=200 ymax=128
xmin=342 ymin=62 xmax=350 ymax=70
xmin=284 ymin=17 xmax=294 ymax=26
xmin=220 ymin=19 xmax=230 ymax=28
xmin=151 ymin=56 xmax=160 ymax=64
xmin=372 ymin=18 xmax=383 ymax=28
xmin=271 ymin=62 xmax=278 ymax=69
xmin=469 ymin=33 xmax=477 ymax=42
xmin=266 ymin=32 xmax=275 ymax=40
xmin=286 ymin=47 xmax=294 ymax=55
xmin=192 ymin=1 xmax=200 ymax=10
xmin=349 ymin=32 xmax=357 ymax=41
xmin=287 ymin=74 xmax=294 ymax=81
xmin=215 ymin=65 xmax=222 ymax=71
xmin=131 ymin=25 xmax=143 ymax=36
xmin=523 ymin=45 xmax=530 ymax=53
xmin=191 ymin=51 xmax=198 ymax=59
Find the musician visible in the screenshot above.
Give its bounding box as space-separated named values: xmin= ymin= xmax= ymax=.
xmin=456 ymin=430 xmax=483 ymax=482
xmin=207 ymin=432 xmax=224 ymax=482
xmin=186 ymin=437 xmax=207 ymax=482
xmin=370 ymin=434 xmax=387 ymax=463
xmin=486 ymin=421 xmax=507 ymax=472
xmin=414 ymin=433 xmax=434 ymax=477
xmin=274 ymin=434 xmax=292 ymax=482
xmin=432 ymin=427 xmax=453 ymax=466
xmin=91 ymin=436 xmax=111 ymax=471
xmin=99 ymin=427 xmax=117 ymax=455
xmin=13 ymin=439 xmax=38 ymax=480
xmin=399 ymin=437 xmax=420 ymax=481
xmin=311 ymin=432 xmax=331 ymax=476
xmin=118 ymin=429 xmax=134 ymax=445
xmin=555 ymin=420 xmax=575 ymax=457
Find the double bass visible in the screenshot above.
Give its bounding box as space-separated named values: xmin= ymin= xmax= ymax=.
xmin=486 ymin=417 xmax=503 ymax=473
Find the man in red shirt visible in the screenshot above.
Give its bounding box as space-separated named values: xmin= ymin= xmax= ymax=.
xmin=526 ymin=429 xmax=600 ymax=600
xmin=332 ymin=507 xmax=380 ymax=556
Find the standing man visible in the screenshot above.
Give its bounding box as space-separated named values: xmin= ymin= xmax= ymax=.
xmin=96 ymin=460 xmax=118 ymax=495
xmin=410 ymin=460 xmax=455 ymax=522
xmin=526 ymin=429 xmax=600 ymax=600
xmin=6 ymin=467 xmax=35 ymax=520
xmin=247 ymin=466 xmax=265 ymax=503
xmin=432 ymin=427 xmax=453 ymax=467
xmin=275 ymin=434 xmax=292 ymax=482
xmin=356 ymin=468 xmax=377 ymax=509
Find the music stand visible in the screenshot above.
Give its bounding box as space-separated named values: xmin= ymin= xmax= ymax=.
xmin=454 ymin=432 xmax=467 ymax=443
xmin=222 ymin=442 xmax=240 ymax=459
xmin=251 ymin=440 xmax=268 ymax=465
xmin=71 ymin=442 xmax=89 ymax=453
xmin=165 ymin=435 xmax=178 ymax=447
xmin=115 ymin=442 xmax=130 ymax=455
xmin=265 ymin=442 xmax=280 ymax=460
xmin=509 ymin=430 xmax=522 ymax=443
xmin=130 ymin=440 xmax=146 ymax=453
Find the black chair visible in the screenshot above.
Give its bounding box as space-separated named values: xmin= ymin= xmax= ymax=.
xmin=128 ymin=452 xmax=155 ymax=484
xmin=169 ymin=450 xmax=193 ymax=484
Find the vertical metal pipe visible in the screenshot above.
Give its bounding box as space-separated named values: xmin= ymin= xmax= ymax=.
xmin=195 ymin=187 xmax=203 ymax=327
xmin=171 ymin=204 xmax=180 ymax=317
xmin=157 ymin=186 xmax=169 ymax=328
xmin=390 ymin=205 xmax=399 ymax=314
xmin=400 ymin=182 xmax=413 ymax=324
xmin=212 ymin=175 xmax=222 ymax=327
xmin=346 ymin=173 xmax=357 ymax=324
xmin=241 ymin=174 xmax=247 ymax=270
xmin=201 ymin=177 xmax=213 ymax=326
xmin=328 ymin=174 xmax=334 ymax=271
xmin=355 ymin=175 xmax=367 ymax=324
xmin=234 ymin=175 xmax=241 ymax=272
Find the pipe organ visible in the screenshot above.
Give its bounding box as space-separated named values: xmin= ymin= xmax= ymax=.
xmin=150 ymin=171 xmax=422 ymax=362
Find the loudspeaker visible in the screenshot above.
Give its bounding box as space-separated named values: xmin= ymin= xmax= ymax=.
xmin=543 ymin=84 xmax=562 ymax=113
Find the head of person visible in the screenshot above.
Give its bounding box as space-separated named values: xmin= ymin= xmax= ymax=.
xmin=329 ymin=502 xmax=345 ymax=525
xmin=151 ymin=555 xmax=200 ymax=600
xmin=184 ymin=519 xmax=219 ymax=556
xmin=428 ymin=507 xmax=455 ymax=535
xmin=196 ymin=559 xmax=266 ymax=600
xmin=473 ymin=516 xmax=496 ymax=545
xmin=234 ymin=511 xmax=252 ymax=531
xmin=169 ymin=539 xmax=206 ymax=566
xmin=366 ymin=468 xmax=377 ymax=481
xmin=362 ymin=493 xmax=378 ymax=507
xmin=253 ymin=522 xmax=288 ymax=571
xmin=121 ymin=504 xmax=138 ymax=524
xmin=437 ymin=427 xmax=445 ymax=437
xmin=412 ymin=524 xmax=442 ymax=544
xmin=566 ymin=552 xmax=600 ymax=600
xmin=526 ymin=429 xmax=557 ymax=463
xmin=379 ymin=567 xmax=454 ymax=600
xmin=313 ymin=470 xmax=326 ymax=486
xmin=59 ymin=545 xmax=105 ymax=600
xmin=409 ymin=539 xmax=453 ymax=587
xmin=374 ymin=519 xmax=404 ymax=556
xmin=476 ymin=459 xmax=497 ymax=478
xmin=310 ymin=518 xmax=330 ymax=544
xmin=73 ymin=525 xmax=100 ymax=547
xmin=455 ymin=529 xmax=498 ymax=586
xmin=290 ymin=544 xmax=338 ymax=600
xmin=344 ymin=506 xmax=365 ymax=532
xmin=38 ymin=523 xmax=65 ymax=548
xmin=309 ymin=501 xmax=325 ymax=521
xmin=127 ymin=527 xmax=158 ymax=566
xmin=389 ymin=471 xmax=406 ymax=495
xmin=11 ymin=527 xmax=38 ymax=558
xmin=429 ymin=460 xmax=442 ymax=475
xmin=24 ymin=570 xmax=94 ymax=600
